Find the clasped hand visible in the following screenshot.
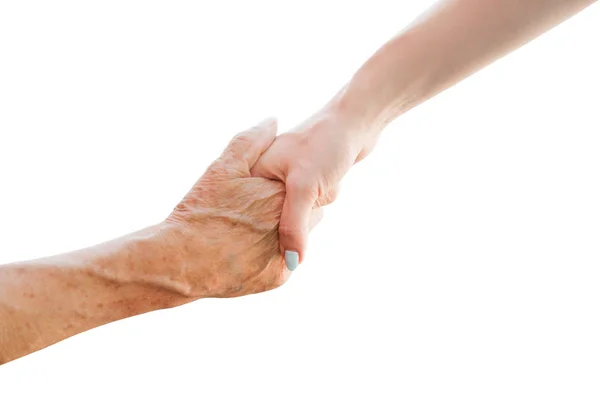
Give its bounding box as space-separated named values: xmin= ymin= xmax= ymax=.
xmin=160 ymin=108 xmax=376 ymax=297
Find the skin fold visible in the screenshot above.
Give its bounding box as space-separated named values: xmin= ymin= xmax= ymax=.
xmin=0 ymin=119 xmax=320 ymax=365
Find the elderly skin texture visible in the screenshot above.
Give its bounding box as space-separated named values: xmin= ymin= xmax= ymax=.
xmin=0 ymin=119 xmax=291 ymax=364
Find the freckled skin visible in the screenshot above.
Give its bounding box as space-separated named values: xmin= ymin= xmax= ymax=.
xmin=0 ymin=120 xmax=301 ymax=365
xmin=162 ymin=175 xmax=290 ymax=298
xmin=0 ymin=0 xmax=592 ymax=367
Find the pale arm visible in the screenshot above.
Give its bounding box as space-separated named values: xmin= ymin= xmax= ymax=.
xmin=338 ymin=0 xmax=596 ymax=147
xmin=251 ymin=0 xmax=596 ymax=262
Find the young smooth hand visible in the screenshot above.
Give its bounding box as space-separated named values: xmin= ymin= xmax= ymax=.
xmin=251 ymin=104 xmax=380 ymax=264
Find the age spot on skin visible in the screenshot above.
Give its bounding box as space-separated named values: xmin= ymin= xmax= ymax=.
xmin=65 ymin=281 xmax=77 ymax=289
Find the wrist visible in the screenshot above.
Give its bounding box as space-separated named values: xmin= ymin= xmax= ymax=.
xmin=87 ymin=223 xmax=197 ymax=302
xmin=317 ymin=87 xmax=385 ymax=162
xmin=327 ymin=32 xmax=428 ymax=148
xmin=0 ymin=245 xmax=189 ymax=363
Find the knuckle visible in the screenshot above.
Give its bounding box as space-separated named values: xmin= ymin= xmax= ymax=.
xmin=226 ymin=132 xmax=254 ymax=156
xmin=317 ymin=186 xmax=338 ymax=207
xmin=206 ymin=160 xmax=231 ymax=177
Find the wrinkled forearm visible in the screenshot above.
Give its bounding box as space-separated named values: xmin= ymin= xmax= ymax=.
xmin=0 ymin=223 xmax=192 ymax=365
xmin=330 ymin=0 xmax=595 ymax=145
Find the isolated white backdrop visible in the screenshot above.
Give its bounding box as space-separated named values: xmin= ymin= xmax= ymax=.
xmin=0 ymin=1 xmax=599 ymax=397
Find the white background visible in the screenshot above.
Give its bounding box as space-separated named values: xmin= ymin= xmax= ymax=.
xmin=1 ymin=1 xmax=599 ymax=397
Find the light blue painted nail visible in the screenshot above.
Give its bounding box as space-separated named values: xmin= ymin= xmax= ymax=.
xmin=285 ymin=251 xmax=299 ymax=271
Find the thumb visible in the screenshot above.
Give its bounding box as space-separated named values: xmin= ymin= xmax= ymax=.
xmin=279 ymin=175 xmax=318 ymax=270
xmin=220 ymin=118 xmax=278 ymax=175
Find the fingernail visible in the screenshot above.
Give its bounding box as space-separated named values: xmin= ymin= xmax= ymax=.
xmin=285 ymin=251 xmax=299 ymax=271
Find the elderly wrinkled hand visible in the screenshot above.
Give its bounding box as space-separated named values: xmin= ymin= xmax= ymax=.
xmin=161 ymin=118 xmax=319 ymax=297
xmin=0 ymin=119 xmax=322 ymax=364
xmin=91 ymin=119 xmax=304 ymax=299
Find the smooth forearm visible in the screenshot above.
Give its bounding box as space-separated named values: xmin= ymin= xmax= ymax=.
xmin=0 ymin=224 xmax=190 ymax=364
xmin=331 ymin=0 xmax=595 ymax=144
